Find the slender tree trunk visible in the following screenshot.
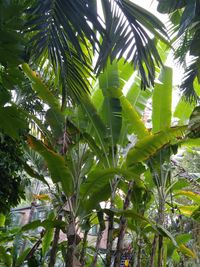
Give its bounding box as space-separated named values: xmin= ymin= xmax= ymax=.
xmin=66 ymin=214 xmax=76 ymax=267
xmin=157 ymin=197 xmax=165 ymax=267
xmin=80 ymin=229 xmax=89 ymax=267
xmin=114 ymin=181 xmax=134 ymax=267
xmin=48 ymin=214 xmax=62 ymax=267
xmin=136 ymin=238 xmax=141 ymax=267
xmin=105 ymin=212 xmax=114 ymax=267
xmin=91 ymin=230 xmax=103 ymax=267
xmin=150 ymin=234 xmax=158 ymax=267
xmin=105 ymin=177 xmax=119 ymax=267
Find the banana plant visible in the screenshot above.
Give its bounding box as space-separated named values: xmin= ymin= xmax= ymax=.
xmin=18 ymin=55 xmax=199 ymax=267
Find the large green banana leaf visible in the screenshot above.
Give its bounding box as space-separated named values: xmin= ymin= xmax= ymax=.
xmin=22 ymin=64 xmax=60 ymax=111
xmin=27 ymin=135 xmax=72 ymax=196
xmin=126 ymin=126 xmax=186 ymax=167
xmin=99 ymin=61 xmax=122 ymax=146
xmin=126 ymin=77 xmax=152 ymax=115
xmin=174 ymin=96 xmax=195 ymax=125
xmin=152 ymin=66 xmax=173 ymax=133
xmin=120 ymin=95 xmax=149 ymax=139
xmin=79 ymin=167 xmax=141 ymax=213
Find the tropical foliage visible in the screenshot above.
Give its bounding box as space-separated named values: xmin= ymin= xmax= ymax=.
xmin=1 ymin=0 xmax=200 ymax=267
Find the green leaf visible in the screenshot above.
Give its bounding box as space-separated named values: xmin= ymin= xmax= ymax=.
xmin=175 ymin=190 xmax=200 ymax=204
xmin=16 ymin=248 xmax=31 ymax=267
xmin=171 ymin=250 xmax=180 ymax=263
xmin=21 ymin=220 xmax=41 ymax=232
xmin=0 ymin=87 xmax=11 ymax=106
xmin=42 ymin=228 xmax=54 ymax=258
xmin=120 ymin=95 xmax=149 ymax=139
xmin=110 ymin=209 xmax=150 ymax=224
xmin=45 ymin=108 xmax=65 ymax=140
xmin=42 ymin=213 xmax=55 ymax=258
xmin=176 ymin=233 xmax=192 ymax=246
xmin=0 ymin=214 xmax=5 ymax=227
xmin=80 ymin=168 xmax=120 ymax=200
xmin=126 ymin=76 xmax=152 ymax=115
xmin=126 ymin=126 xmax=186 ymax=167
xmin=169 ymin=179 xmax=189 ymax=191
xmin=178 ymin=205 xmax=198 ymax=217
xmin=99 ymin=61 xmax=122 ymax=145
xmin=191 ymin=206 xmax=200 ymax=221
xmin=23 ymin=162 xmax=49 ymax=186
xmin=0 ymin=246 xmax=12 ymax=267
xmin=156 ymin=224 xmax=177 ymax=247
xmin=22 ymin=64 xmax=60 ymax=110
xmin=80 ymin=94 xmax=109 ymax=164
xmin=178 ymin=244 xmax=196 ymax=258
xmin=80 ymin=167 xmax=134 ymax=213
xmin=152 ymin=66 xmax=173 ymax=133
xmin=21 ymin=219 xmax=65 ymax=232
xmin=0 ymin=106 xmax=27 ymax=139
xmin=180 ymin=138 xmax=200 ymax=147
xmin=174 ymin=97 xmax=195 ymax=125
xmin=27 ymin=135 xmax=72 ymax=195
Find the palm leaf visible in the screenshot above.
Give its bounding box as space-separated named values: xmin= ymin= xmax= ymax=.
xmin=180 ymin=61 xmax=200 ymax=102
xmin=96 ymin=0 xmax=168 ymax=88
xmin=26 ymin=0 xmax=97 ymax=102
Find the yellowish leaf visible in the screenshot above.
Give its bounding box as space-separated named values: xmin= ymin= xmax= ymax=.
xmin=33 ymin=194 xmax=50 ymax=201
xmin=178 ymin=244 xmax=196 ymax=258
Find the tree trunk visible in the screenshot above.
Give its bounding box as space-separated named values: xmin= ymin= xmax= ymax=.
xmin=114 ymin=181 xmax=134 ymax=267
xmin=48 ymin=214 xmax=62 ymax=267
xmin=105 ymin=212 xmax=114 ymax=267
xmin=105 ymin=178 xmax=119 ymax=267
xmin=157 ymin=197 xmax=165 ymax=267
xmin=91 ymin=230 xmax=103 ymax=267
xmin=136 ymin=238 xmax=141 ymax=267
xmin=80 ymin=229 xmax=88 ymax=267
xmin=66 ymin=214 xmax=77 ymax=267
xmin=150 ymin=235 xmax=158 ymax=267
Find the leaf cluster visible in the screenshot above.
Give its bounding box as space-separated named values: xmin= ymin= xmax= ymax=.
xmin=0 ymin=134 xmax=26 ymax=214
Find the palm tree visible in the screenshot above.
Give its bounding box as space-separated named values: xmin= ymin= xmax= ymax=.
xmin=25 ymin=0 xmax=168 ymax=104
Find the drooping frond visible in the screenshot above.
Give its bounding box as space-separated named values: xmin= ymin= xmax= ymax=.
xmin=25 ymin=0 xmax=101 ymax=104
xmin=96 ymin=0 xmax=168 ymax=89
xmin=180 ymin=61 xmax=200 ymax=103
xmin=26 ymin=0 xmax=168 ymax=98
xmin=156 ymin=0 xmax=200 ymax=101
xmin=157 ymin=0 xmax=187 ymax=14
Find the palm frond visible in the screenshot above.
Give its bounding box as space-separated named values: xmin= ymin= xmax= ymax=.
xmin=180 ymin=60 xmax=200 ymax=103
xmin=96 ymin=0 xmax=168 ymax=89
xmin=157 ymin=0 xmax=186 ymax=14
xmin=25 ymin=0 xmax=102 ymax=104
